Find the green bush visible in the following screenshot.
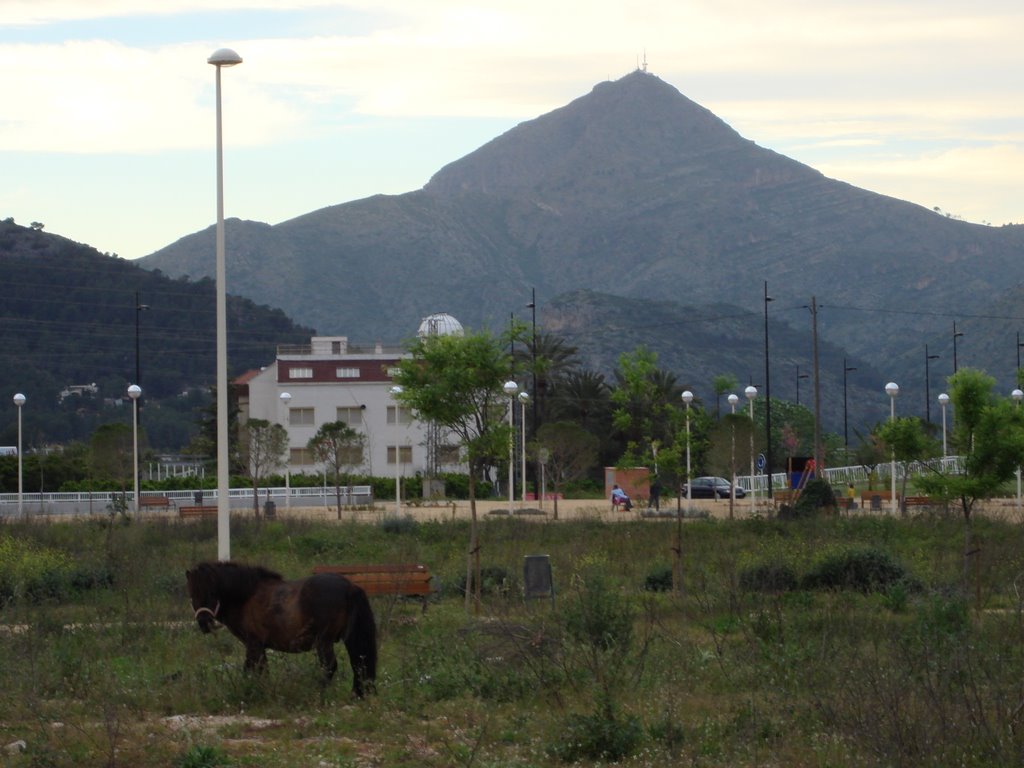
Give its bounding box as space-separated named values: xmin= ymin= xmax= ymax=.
xmin=377 ymin=514 xmax=419 ymax=535
xmin=802 ymin=547 xmax=913 ymax=593
xmin=549 ymin=705 xmax=644 ymax=762
xmin=739 ymin=562 xmax=798 ymax=593
xmin=0 ymin=535 xmax=73 ymax=605
xmin=643 ymin=565 xmax=674 ymax=592
xmin=564 ymin=576 xmax=634 ymax=652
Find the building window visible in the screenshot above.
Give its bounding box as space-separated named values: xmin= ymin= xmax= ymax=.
xmin=336 ymin=406 xmax=363 ymax=426
xmin=437 ymin=444 xmax=461 ymax=465
xmin=290 ymin=447 xmax=314 ymax=466
xmin=387 ymin=445 xmax=413 ymax=464
xmin=336 ymin=367 xmax=360 ymax=379
xmin=289 ymin=367 xmax=313 ymax=379
xmin=332 ymin=340 xmax=342 ymax=354
xmin=386 ymin=405 xmax=413 ymax=425
xmin=289 ymin=407 xmax=314 ymax=426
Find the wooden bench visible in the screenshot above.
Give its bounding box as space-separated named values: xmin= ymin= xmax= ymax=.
xmin=903 ymin=495 xmax=934 ymax=509
xmin=313 ymin=564 xmax=433 ymax=611
xmin=139 ymin=495 xmax=174 ymax=511
xmin=178 ymin=505 xmax=219 ymax=520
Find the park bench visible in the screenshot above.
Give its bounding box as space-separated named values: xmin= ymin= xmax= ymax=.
xmin=138 ymin=495 xmax=174 ymax=511
xmin=178 ymin=505 xmax=219 ymax=520
xmin=313 ymin=563 xmax=433 ymax=611
xmin=903 ymin=495 xmax=935 ymax=510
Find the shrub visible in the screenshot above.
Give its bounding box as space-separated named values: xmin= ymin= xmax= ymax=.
xmin=453 ymin=566 xmax=512 ymax=597
xmin=377 ymin=515 xmax=418 ymax=535
xmin=739 ymin=562 xmax=798 ymax=593
xmin=643 ymin=566 xmax=674 ymax=592
xmin=802 ymin=548 xmax=912 ymax=593
xmin=563 ymin=576 xmax=634 ymax=652
xmin=549 ymin=706 xmax=644 ymax=762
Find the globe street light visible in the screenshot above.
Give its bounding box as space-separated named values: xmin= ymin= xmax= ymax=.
xmin=938 ymin=393 xmax=950 ymax=456
xmin=128 ymin=385 xmax=142 ymax=514
xmin=390 ymin=386 xmax=404 ymax=516
xmin=503 ymin=381 xmax=518 ymax=513
xmin=209 ymin=47 xmax=242 ymax=561
xmin=1013 ymin=389 xmax=1023 ymax=518
xmin=682 ymin=391 xmax=693 ymax=505
xmin=745 ymin=385 xmax=757 ymax=515
xmin=13 ymin=393 xmax=25 ymax=518
xmin=885 ymin=382 xmax=899 ymax=515
xmin=279 ymin=391 xmax=292 ymax=511
xmin=728 ymin=393 xmax=739 ymax=518
xmin=518 ymin=391 xmax=530 ymax=506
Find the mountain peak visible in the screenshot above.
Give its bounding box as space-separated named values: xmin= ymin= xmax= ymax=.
xmin=424 ymin=71 xmax=753 ymax=198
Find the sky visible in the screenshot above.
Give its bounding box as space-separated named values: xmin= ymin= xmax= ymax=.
xmin=3 ymin=1 xmax=1023 ymax=261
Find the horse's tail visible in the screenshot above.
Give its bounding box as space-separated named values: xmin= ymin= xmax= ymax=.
xmin=344 ymin=583 xmax=377 ymax=695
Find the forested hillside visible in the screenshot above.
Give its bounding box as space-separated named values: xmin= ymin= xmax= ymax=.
xmin=0 ymin=220 xmax=314 ymax=449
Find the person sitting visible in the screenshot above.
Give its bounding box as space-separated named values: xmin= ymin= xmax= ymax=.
xmin=611 ymin=484 xmax=632 ymax=511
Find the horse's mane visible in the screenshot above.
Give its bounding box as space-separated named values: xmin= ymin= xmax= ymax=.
xmin=192 ymin=561 xmax=284 ymax=602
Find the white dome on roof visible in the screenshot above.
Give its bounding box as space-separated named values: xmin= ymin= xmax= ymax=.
xmin=417 ymin=313 xmax=464 ymax=337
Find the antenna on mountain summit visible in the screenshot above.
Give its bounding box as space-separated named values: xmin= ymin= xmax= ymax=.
xmin=641 ymin=49 xmax=648 ymax=72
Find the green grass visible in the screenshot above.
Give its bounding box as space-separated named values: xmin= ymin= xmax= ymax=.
xmin=1 ymin=512 xmax=1023 ymax=766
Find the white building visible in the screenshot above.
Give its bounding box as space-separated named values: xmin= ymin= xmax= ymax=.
xmin=240 ymin=315 xmax=465 ymax=483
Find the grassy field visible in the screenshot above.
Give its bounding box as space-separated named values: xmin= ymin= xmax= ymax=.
xmin=2 ymin=508 xmax=1024 ymax=767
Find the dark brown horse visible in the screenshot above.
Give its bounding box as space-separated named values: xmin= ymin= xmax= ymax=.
xmin=185 ymin=561 xmax=377 ymax=697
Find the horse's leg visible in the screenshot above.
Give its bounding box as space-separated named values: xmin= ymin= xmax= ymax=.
xmin=316 ymin=636 xmax=338 ymax=686
xmin=245 ymin=643 xmax=268 ymax=674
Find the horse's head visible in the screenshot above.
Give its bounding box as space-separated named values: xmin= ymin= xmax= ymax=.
xmin=185 ymin=565 xmax=221 ymax=633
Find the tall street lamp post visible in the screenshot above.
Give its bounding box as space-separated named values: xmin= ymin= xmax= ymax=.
xmin=13 ymin=393 xmax=25 ymax=517
xmin=763 ymin=282 xmax=774 ymax=499
xmin=953 ymin=322 xmax=964 ymax=373
xmin=503 ymin=381 xmax=518 ymax=513
xmin=518 ymin=391 xmax=530 ymax=505
xmin=843 ymin=360 xmax=856 ymax=453
xmin=886 ymin=382 xmax=899 ymax=516
xmin=526 ymin=289 xmax=539 ymax=500
xmin=279 ymin=391 xmax=291 ymax=511
xmin=925 ymin=346 xmax=940 ymax=424
xmin=795 ymin=366 xmax=809 ymax=405
xmin=135 ymin=292 xmax=148 ymax=424
xmin=128 ymin=385 xmax=142 ymax=514
xmin=938 ymin=393 xmax=950 ymax=456
xmin=390 ymin=386 xmax=404 ymax=516
xmin=209 ymin=47 xmax=242 ymax=561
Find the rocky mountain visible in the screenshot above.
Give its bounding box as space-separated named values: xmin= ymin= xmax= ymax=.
xmin=139 ymin=70 xmax=1024 ymax=423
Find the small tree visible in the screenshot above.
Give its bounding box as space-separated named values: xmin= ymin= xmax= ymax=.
xmin=877 ymin=416 xmax=938 ymax=515
xmin=308 ymin=421 xmax=365 ymax=519
xmin=534 ymin=422 xmax=599 ymax=519
xmin=394 ymin=328 xmax=518 ymax=612
xmin=919 ymin=369 xmax=1024 ymax=587
xmin=243 ymin=418 xmax=287 ymax=519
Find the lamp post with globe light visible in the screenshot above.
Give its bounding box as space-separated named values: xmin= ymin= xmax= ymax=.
xmin=518 ymin=391 xmax=530 ymax=506
xmin=209 ymin=46 xmax=242 ymax=561
xmin=503 ymin=381 xmax=518 ymax=513
xmin=745 ymin=385 xmax=757 ymax=515
xmin=938 ymin=393 xmax=950 ymax=456
xmin=728 ymin=393 xmax=739 ymax=518
xmin=886 ymin=382 xmax=899 ymax=515
xmin=390 ymin=386 xmax=404 ymax=516
xmin=279 ymin=392 xmax=291 ymax=511
xmin=13 ymin=393 xmax=25 ymax=517
xmin=1013 ymin=389 xmax=1023 ymax=517
xmin=128 ymin=385 xmax=142 ymax=514
xmin=682 ymin=391 xmax=693 ymax=505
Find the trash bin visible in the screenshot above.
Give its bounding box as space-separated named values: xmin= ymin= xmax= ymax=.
xmin=194 ymin=491 xmax=204 ymax=506
xmin=870 ymin=494 xmax=882 ymax=511
xmin=263 ymin=500 xmax=276 ymax=520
